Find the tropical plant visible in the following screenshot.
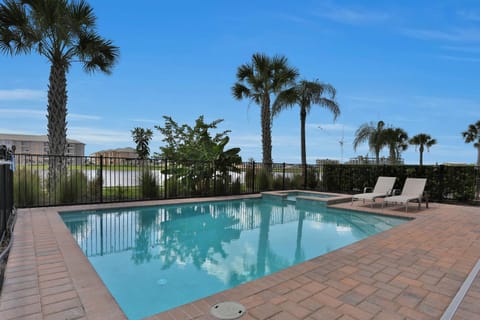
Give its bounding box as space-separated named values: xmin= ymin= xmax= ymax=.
xmin=272 ymin=79 xmax=340 ymax=169
xmin=384 ymin=127 xmax=409 ymax=164
xmin=55 ymin=170 xmax=88 ymax=204
xmin=156 ymin=115 xmax=242 ymax=194
xmin=462 ymin=120 xmax=480 ymax=166
xmin=131 ymin=127 xmax=153 ymax=159
xmin=0 ymin=0 xmax=119 ymax=188
xmin=232 ymin=53 xmax=298 ymax=166
xmin=409 ymin=133 xmax=437 ymax=166
xmin=139 ymin=170 xmax=159 ymax=199
xmin=353 ymin=121 xmax=387 ymax=164
xmin=14 ymin=168 xmax=43 ymax=207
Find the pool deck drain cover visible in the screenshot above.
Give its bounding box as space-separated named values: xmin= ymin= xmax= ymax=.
xmin=210 ymin=301 xmax=246 ymax=319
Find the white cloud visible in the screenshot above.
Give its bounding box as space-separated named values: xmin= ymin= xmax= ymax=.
xmin=0 ymin=89 xmax=46 ymax=101
xmin=315 ymin=5 xmax=389 ymax=25
xmin=401 ymin=27 xmax=480 ymax=42
xmin=457 ymin=10 xmax=480 ymax=22
xmin=307 ymin=123 xmax=356 ymax=132
xmin=0 ymin=108 xmax=101 ymax=121
xmin=130 ymin=118 xmax=159 ymax=124
xmin=68 ymin=127 xmax=131 ymax=145
xmin=69 ymin=114 xmax=101 ymax=121
xmin=438 ymin=55 xmax=480 ymax=63
xmin=0 ymin=108 xmax=44 ymax=119
xmin=441 ymin=45 xmax=480 ymax=53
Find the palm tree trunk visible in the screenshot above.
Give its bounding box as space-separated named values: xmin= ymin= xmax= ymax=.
xmin=300 ymin=107 xmax=307 ymax=168
xmin=47 ymin=62 xmax=68 ymax=194
xmin=476 ymin=145 xmax=480 ymax=166
xmin=300 ymin=107 xmax=307 ymax=187
xmin=261 ymin=94 xmax=272 ymax=169
xmin=389 ymin=145 xmax=395 ymax=164
xmin=419 ymin=145 xmax=424 ymax=167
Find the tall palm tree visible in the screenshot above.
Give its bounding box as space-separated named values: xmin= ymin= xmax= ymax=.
xmin=409 ymin=133 xmax=437 ymax=166
xmin=272 ymin=79 xmax=340 ymax=168
xmin=232 ymin=53 xmax=298 ymax=166
xmin=131 ymin=127 xmax=153 ymax=160
xmin=353 ymin=120 xmax=387 ymax=164
xmin=0 ymin=0 xmax=119 ymax=184
xmin=462 ymin=120 xmax=480 ymax=166
xmin=384 ymin=127 xmax=408 ymax=164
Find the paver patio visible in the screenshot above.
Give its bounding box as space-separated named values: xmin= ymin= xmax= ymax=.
xmin=0 ymin=196 xmax=479 ymax=319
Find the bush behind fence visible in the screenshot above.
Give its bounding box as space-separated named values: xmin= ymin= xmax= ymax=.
xmin=11 ymin=154 xmax=480 ymax=208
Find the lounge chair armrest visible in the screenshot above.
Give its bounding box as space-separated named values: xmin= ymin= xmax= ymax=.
xmin=363 ymin=187 xmax=373 ymax=193
xmin=392 ymin=188 xmax=401 ymax=195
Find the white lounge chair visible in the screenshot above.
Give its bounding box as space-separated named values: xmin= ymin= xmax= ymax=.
xmin=382 ymin=178 xmax=427 ymax=212
xmin=351 ymin=176 xmax=396 ymax=207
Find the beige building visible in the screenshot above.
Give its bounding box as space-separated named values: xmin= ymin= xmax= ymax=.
xmin=90 ymin=147 xmax=138 ymax=165
xmin=0 ymin=133 xmax=85 ymax=157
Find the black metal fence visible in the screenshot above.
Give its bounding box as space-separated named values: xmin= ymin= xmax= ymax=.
xmin=0 ymin=146 xmax=14 ymax=240
xmin=11 ymin=153 xmax=480 ymax=208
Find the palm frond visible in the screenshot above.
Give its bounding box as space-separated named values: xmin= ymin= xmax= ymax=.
xmin=76 ymin=31 xmax=119 ymax=74
xmin=272 ymin=87 xmax=297 ymax=117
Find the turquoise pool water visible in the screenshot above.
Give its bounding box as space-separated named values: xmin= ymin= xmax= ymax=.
xmin=61 ymin=198 xmax=407 ymax=319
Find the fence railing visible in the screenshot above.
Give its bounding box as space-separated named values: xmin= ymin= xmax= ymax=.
xmin=0 ymin=146 xmax=14 ymax=240
xmin=11 ymin=153 xmax=480 ymax=208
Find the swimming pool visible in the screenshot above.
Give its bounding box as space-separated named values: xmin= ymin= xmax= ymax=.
xmin=61 ymin=198 xmax=407 ymax=319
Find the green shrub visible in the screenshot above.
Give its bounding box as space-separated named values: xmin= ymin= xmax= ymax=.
xmin=231 ymin=178 xmax=241 ymax=194
xmin=55 ymin=171 xmax=88 ymax=204
xmin=87 ymin=169 xmax=103 ymax=202
xmin=140 ymin=170 xmax=159 ymax=199
xmin=256 ymin=168 xmax=272 ymax=191
xmin=14 ymin=168 xmax=43 ymax=207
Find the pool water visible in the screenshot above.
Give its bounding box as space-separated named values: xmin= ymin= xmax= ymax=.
xmin=61 ymin=198 xmax=407 ymax=319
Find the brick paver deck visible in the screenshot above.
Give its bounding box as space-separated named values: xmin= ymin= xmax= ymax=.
xmin=0 ymin=196 xmax=479 ymax=319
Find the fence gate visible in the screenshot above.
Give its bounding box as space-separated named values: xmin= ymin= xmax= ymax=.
xmin=0 ymin=146 xmax=14 ymax=239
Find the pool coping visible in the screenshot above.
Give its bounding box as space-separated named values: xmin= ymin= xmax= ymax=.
xmin=1 ymin=195 xmax=479 ymax=319
xmin=262 ymin=190 xmax=353 ymax=205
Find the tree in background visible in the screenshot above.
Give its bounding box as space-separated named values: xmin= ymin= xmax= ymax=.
xmin=272 ymin=79 xmax=340 ymax=169
xmin=462 ymin=120 xmax=480 ymax=166
xmin=131 ymin=127 xmax=153 ymax=159
xmin=0 ymin=0 xmax=119 ymax=189
xmin=232 ymin=53 xmax=298 ymax=166
xmin=155 ymin=116 xmax=242 ymax=194
xmin=409 ymin=133 xmax=437 ymax=167
xmin=353 ymin=121 xmax=387 ymax=164
xmin=384 ymin=127 xmax=409 ymax=164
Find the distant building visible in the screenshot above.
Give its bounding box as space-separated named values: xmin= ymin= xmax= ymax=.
xmin=0 ymin=133 xmax=84 ymax=157
xmin=90 ymin=147 xmax=138 ymax=165
xmin=316 ymin=159 xmax=340 ymax=166
xmin=347 ymin=156 xmax=404 ymax=165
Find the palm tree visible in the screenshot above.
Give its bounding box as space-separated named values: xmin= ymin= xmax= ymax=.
xmin=409 ymin=133 xmax=436 ymax=166
xmin=131 ymin=127 xmax=153 ymax=160
xmin=232 ymin=53 xmax=298 ymax=166
xmin=384 ymin=127 xmax=408 ymax=164
xmin=0 ymin=0 xmax=119 ymax=186
xmin=272 ymin=79 xmax=340 ymax=168
xmin=462 ymin=120 xmax=480 ymax=166
xmin=353 ymin=121 xmax=387 ymax=164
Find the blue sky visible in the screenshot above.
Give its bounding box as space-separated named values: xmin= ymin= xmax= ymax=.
xmin=1 ymin=0 xmax=480 ymax=164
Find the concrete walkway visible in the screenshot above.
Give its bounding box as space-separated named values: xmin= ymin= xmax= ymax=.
xmin=0 ymin=197 xmax=479 ymax=319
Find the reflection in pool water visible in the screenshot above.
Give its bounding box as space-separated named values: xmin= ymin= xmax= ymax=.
xmin=61 ymin=198 xmax=407 ymax=319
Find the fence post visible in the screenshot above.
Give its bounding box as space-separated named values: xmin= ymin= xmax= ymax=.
xmin=303 ymin=163 xmax=307 ymax=190
xmin=99 ymin=155 xmax=103 ymax=203
xmin=252 ymin=161 xmax=256 ymax=193
xmin=282 ymin=162 xmax=286 ymax=190
xmin=164 ymin=159 xmax=168 ymax=199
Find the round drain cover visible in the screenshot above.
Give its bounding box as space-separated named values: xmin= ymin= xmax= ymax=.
xmin=210 ymin=301 xmax=246 ymax=319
